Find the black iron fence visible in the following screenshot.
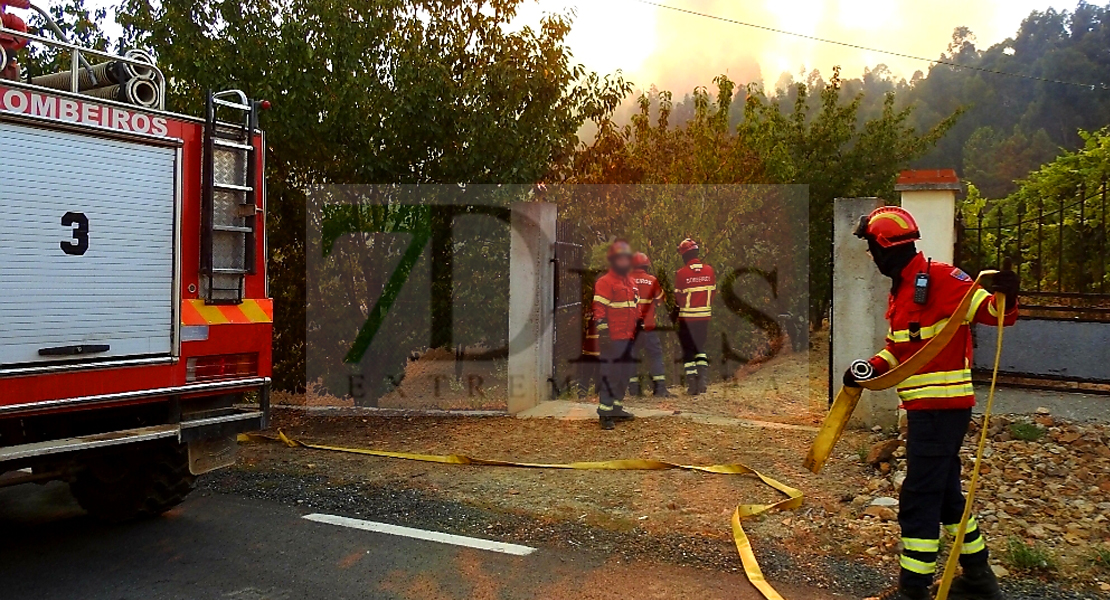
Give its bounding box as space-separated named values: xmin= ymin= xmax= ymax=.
xmin=956 ymin=186 xmax=1110 ymax=319
xmin=551 ymin=221 xmax=586 ymax=397
xmin=957 ymin=188 xmax=1110 ymax=391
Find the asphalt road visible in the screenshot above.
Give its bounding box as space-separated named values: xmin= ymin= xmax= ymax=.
xmin=0 ymin=481 xmax=841 ymax=600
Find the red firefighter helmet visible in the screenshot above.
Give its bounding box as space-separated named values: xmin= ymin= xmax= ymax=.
xmin=0 ymin=11 xmax=29 ymax=52
xmin=607 ymin=240 xmax=632 ymax=260
xmin=632 ymin=252 xmax=651 ymax=269
xmin=855 ymin=206 xmax=920 ymax=249
xmin=677 ymin=238 xmax=699 ymax=256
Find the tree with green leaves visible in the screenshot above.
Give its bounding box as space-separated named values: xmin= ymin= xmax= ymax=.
xmin=569 ymin=70 xmax=957 ymax=330
xmin=107 ymin=0 xmax=627 ymax=394
xmin=743 ymin=67 xmax=959 ymax=324
xmin=959 ymin=127 xmax=1110 ymax=295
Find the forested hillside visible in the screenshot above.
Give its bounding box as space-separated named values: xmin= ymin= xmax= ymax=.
xmin=656 ymin=1 xmax=1110 ymax=199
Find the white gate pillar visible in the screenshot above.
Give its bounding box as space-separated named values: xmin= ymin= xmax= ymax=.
xmin=507 ymin=203 xmax=556 ymax=414
xmin=832 ymin=198 xmax=900 ymax=429
xmin=896 ymin=169 xmax=960 ymax=264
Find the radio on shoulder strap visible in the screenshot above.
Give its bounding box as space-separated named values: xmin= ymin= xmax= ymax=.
xmin=914 ymin=259 xmax=932 ymax=305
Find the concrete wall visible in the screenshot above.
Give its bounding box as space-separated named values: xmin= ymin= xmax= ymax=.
xmin=901 ymin=189 xmax=956 ymax=264
xmin=975 ymin=319 xmax=1110 ymax=383
xmin=507 ymin=203 xmax=556 ymax=414
xmin=832 ymin=198 xmax=900 ymax=429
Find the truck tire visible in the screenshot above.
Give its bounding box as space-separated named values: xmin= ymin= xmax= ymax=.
xmin=70 ymin=442 xmax=196 ymax=522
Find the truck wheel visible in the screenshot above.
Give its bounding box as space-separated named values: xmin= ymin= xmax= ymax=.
xmin=70 ymin=442 xmax=196 ymax=522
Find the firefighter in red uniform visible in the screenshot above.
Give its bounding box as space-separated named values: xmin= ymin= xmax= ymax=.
xmin=628 ymin=252 xmax=673 ymax=397
xmin=846 ymin=207 xmax=1019 ymax=600
xmin=673 ymin=238 xmax=716 ymax=395
xmin=0 ymin=1 xmax=28 ymax=81
xmin=592 ymin=240 xmax=640 ymax=430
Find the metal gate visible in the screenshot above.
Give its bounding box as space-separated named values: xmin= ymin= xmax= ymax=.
xmin=551 ymin=221 xmax=586 ymax=398
xmin=956 ymin=190 xmax=1110 ymax=392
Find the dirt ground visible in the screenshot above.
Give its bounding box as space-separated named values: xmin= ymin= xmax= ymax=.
xmin=241 ymin=411 xmax=868 ymax=541
xmin=277 ymin=332 xmax=831 ymax=423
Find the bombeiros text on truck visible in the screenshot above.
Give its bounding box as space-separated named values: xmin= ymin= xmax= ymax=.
xmin=0 ymin=0 xmax=272 ymax=521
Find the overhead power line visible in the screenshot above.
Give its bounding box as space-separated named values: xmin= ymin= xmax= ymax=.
xmin=633 ymin=0 xmax=1109 ymax=90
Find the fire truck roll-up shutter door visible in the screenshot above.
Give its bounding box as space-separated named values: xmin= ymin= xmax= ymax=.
xmin=0 ymin=120 xmax=177 ymax=369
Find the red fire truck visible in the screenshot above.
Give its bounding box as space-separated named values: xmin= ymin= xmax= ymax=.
xmin=0 ymin=5 xmax=271 ymax=521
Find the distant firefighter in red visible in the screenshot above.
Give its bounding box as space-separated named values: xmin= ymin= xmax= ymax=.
xmin=672 ymin=238 xmax=716 ymax=396
xmin=628 ymin=252 xmax=673 ymax=397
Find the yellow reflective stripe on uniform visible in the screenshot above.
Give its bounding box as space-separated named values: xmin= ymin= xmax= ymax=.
xmin=902 ymin=538 xmax=940 ymax=553
xmin=638 ymin=298 xmax=654 ymax=304
xmin=900 ymin=555 xmax=936 ymax=574
xmin=679 ymin=307 xmax=712 ymax=316
xmin=961 ymin=535 xmax=986 ymax=554
xmin=945 ymin=517 xmax=978 ymax=536
xmin=900 ymin=369 xmax=972 ymax=389
xmin=676 ymin=285 xmax=716 ymax=294
xmin=889 ymin=318 xmax=950 ymax=343
xmin=969 ymin=288 xmax=991 ymax=322
xmin=597 ymin=323 xmax=609 ymax=330
xmin=652 ymin=375 xmax=666 ymax=381
xmin=898 ymin=382 xmax=976 ymax=401
xmin=595 ymin=295 xmax=636 ymax=308
xmin=877 ymin=349 xmax=899 ymax=368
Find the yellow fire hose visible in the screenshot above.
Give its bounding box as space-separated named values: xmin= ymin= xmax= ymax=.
xmin=935 ymin=290 xmax=1006 ymax=600
xmin=239 ymin=430 xmax=802 ymax=600
xmin=242 ymin=272 xmax=1007 ymax=600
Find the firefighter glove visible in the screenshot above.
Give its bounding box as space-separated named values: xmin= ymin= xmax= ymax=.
xmin=842 ymin=367 xmax=862 ymax=388
xmin=990 ymin=269 xmax=1019 ymax=301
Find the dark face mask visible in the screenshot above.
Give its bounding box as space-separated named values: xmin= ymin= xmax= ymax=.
xmin=868 ymin=239 xmax=918 ymax=284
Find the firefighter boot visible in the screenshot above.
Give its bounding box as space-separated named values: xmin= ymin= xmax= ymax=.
xmin=696 ymin=365 xmax=709 ymax=394
xmin=685 ymin=370 xmax=698 ymax=396
xmin=948 ymin=564 xmax=1003 ymax=600
xmin=612 ymin=403 xmax=636 ymax=422
xmin=628 ymin=377 xmax=642 ymax=397
xmin=598 ymin=402 xmax=616 ymax=430
xmin=652 ymin=379 xmax=674 ymax=397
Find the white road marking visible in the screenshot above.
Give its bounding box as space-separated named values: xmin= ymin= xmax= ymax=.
xmin=302 ymin=513 xmax=537 ymax=556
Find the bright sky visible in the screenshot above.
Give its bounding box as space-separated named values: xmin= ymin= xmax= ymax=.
xmin=76 ymin=0 xmax=1070 ymax=92
xmin=514 ymin=0 xmax=1071 ymax=92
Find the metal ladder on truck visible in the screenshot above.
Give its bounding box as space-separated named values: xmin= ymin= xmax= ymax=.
xmin=201 ymin=89 xmax=260 ymax=304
